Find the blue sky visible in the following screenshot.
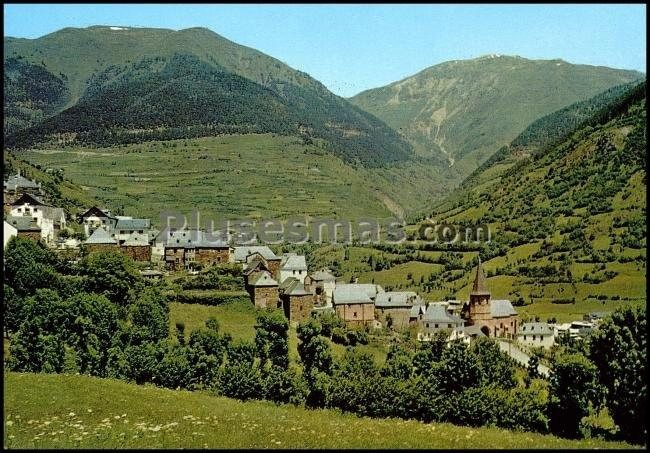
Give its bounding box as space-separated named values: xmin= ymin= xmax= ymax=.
xmin=3 ymin=4 xmax=646 ymax=97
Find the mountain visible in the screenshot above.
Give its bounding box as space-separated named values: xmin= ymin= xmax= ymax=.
xmin=3 ymin=26 xmax=412 ymax=166
xmin=422 ymin=81 xmax=646 ymax=306
xmin=350 ymin=55 xmax=643 ymax=177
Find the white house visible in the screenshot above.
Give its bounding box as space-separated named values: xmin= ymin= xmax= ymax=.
xmin=518 ymin=322 xmax=555 ymax=348
xmin=9 ymin=193 xmax=66 ymax=244
xmin=111 ymin=217 xmax=151 ymax=244
xmin=79 ymin=206 xmax=115 ymax=237
xmin=418 ymin=302 xmax=465 ymax=341
xmin=279 ymin=253 xmax=308 ymax=284
xmin=3 ymin=220 xmax=18 ymax=248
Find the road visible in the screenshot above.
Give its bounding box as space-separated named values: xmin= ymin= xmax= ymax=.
xmin=496 ymin=339 xmax=551 ymax=378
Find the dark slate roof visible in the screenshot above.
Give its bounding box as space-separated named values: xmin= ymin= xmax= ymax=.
xmin=4 ymin=174 xmax=41 ymax=190
xmin=310 ymin=269 xmax=336 ymax=282
xmin=11 ymin=192 xmax=46 ymax=206
xmin=333 ymin=284 xmax=383 ymax=305
xmin=409 ymin=304 xmax=426 ymax=318
xmin=233 ymin=246 xmax=278 ymax=262
xmin=85 ymin=227 xmax=117 ymax=244
xmin=471 ymin=257 xmax=490 ymax=296
xmin=249 ymin=271 xmax=278 ymax=287
xmin=280 ymin=253 xmax=307 ymax=271
xmin=114 ymin=218 xmax=150 ymax=230
xmin=519 ymin=322 xmax=553 ymax=336
xmin=165 ymin=229 xmax=228 ymax=249
xmin=80 ymin=206 xmax=113 ymax=219
xmin=5 ymin=215 xmax=41 ymax=232
xmin=280 ymin=277 xmax=311 ymax=296
xmin=458 ymin=325 xmax=486 ymax=337
xmin=423 ymin=303 xmax=464 ymax=324
xmin=375 ymin=291 xmax=420 ymax=308
xmin=490 ymin=299 xmax=518 ymax=318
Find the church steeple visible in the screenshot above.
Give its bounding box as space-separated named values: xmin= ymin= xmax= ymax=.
xmin=470 ymin=257 xmax=490 ymax=296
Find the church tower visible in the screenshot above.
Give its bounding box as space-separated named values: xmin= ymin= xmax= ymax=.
xmin=465 ymin=257 xmax=492 ymax=326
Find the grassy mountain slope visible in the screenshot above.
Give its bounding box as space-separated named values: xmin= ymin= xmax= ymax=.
xmin=4 ymin=372 xmax=634 ymax=448
xmin=4 ymin=26 xmax=412 ymax=166
xmin=303 ymin=83 xmax=646 ymax=321
xmin=446 ymin=81 xmax=644 ymax=206
xmin=350 ymin=55 xmax=643 ymax=177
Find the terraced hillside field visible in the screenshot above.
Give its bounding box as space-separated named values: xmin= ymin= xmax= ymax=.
xmin=18 ymin=133 xmax=454 ymax=223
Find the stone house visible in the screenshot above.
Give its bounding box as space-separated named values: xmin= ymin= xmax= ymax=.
xmin=418 ymin=302 xmax=465 ymax=341
xmin=518 ymin=322 xmax=555 ymax=348
xmin=375 ymin=291 xmax=422 ymax=330
xmin=120 ymin=235 xmax=152 ymax=262
xmin=83 ymin=227 xmax=119 ymax=254
xmin=233 ymin=246 xmax=281 ymax=280
xmin=247 ymin=270 xmax=280 ymax=309
xmin=279 ymin=253 xmax=308 ymax=284
xmin=332 ymin=283 xmax=384 ymax=327
xmin=164 ymin=229 xmax=231 ymax=270
xmin=4 ymin=216 xmax=41 ymax=246
xmin=305 ymin=269 xmax=336 ymax=307
xmin=10 ymin=193 xmax=66 ymax=244
xmin=461 ymin=258 xmax=519 ymax=339
xmin=280 ymin=277 xmax=314 ymax=323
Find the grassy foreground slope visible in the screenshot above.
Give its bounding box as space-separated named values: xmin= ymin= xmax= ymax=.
xmin=3 ymin=372 xmax=635 ymax=449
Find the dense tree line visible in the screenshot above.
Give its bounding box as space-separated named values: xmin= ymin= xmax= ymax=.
xmin=3 ymin=236 xmax=646 ymax=444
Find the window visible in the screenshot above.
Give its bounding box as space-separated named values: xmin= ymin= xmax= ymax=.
xmin=448 ymin=324 xmax=452 ymax=328
xmin=434 ymin=324 xmax=438 ymax=328
xmin=353 ymin=312 xmax=357 ymax=318
xmin=524 ymin=335 xmax=527 ymax=340
xmin=532 ymin=335 xmax=536 ymax=341
xmin=426 ymin=323 xmax=429 ymax=328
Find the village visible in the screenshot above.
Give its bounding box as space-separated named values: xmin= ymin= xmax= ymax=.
xmin=4 ymin=171 xmax=606 ymax=356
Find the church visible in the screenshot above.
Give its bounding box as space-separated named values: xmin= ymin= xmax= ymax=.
xmin=461 ymin=258 xmax=519 ymax=339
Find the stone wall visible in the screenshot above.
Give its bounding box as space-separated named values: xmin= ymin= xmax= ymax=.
xmin=165 ymin=247 xmax=185 ymax=270
xmin=266 ymin=259 xmax=281 ymax=281
xmin=375 ymin=307 xmax=411 ymax=330
xmin=335 ymin=303 xmax=374 ymax=326
xmin=195 ymin=248 xmax=231 ymax=267
xmin=252 ymin=286 xmax=279 ymax=310
xmin=17 ymin=231 xmax=41 ymax=242
xmin=282 ymin=293 xmax=314 ymax=323
xmin=84 ymin=243 xmax=119 ymax=254
xmin=121 ymin=244 xmax=151 ymax=262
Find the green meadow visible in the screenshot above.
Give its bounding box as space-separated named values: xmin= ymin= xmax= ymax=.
xmin=4 ymin=372 xmax=637 ymax=449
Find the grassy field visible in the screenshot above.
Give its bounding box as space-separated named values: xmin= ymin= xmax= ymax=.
xmin=4 ymin=372 xmax=637 ymax=449
xmin=168 ymin=299 xmax=258 ymax=342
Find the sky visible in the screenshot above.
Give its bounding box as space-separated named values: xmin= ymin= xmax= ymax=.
xmin=3 ymin=4 xmax=646 ymax=97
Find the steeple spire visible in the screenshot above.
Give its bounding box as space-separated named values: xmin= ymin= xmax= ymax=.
xmin=471 ymin=256 xmax=490 ymax=295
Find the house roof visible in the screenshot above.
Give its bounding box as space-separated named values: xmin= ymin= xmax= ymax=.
xmin=5 ymin=216 xmax=41 ymax=232
xmin=333 ymin=283 xmax=383 ymax=305
xmin=11 ymin=192 xmax=47 ymax=206
xmin=165 ymin=229 xmax=228 ymax=249
xmin=470 ymin=257 xmax=490 ymax=296
xmin=80 ymin=206 xmax=113 ymax=219
xmin=490 ymin=299 xmax=518 ymax=318
xmin=115 ymin=218 xmax=150 ymax=230
xmin=456 ymin=325 xmax=486 ymax=337
xmin=375 ymin=291 xmax=420 ymax=308
xmin=280 ymin=277 xmax=312 ymax=296
xmin=249 ymin=270 xmax=278 ymax=287
xmin=280 ymin=253 xmax=307 ymax=271
xmin=423 ymin=303 xmax=464 ymax=324
xmin=409 ymin=304 xmax=426 ymax=318
xmin=233 ymin=246 xmax=278 ymax=262
xmin=4 ymin=173 xmax=41 ymax=191
xmin=122 ymin=234 xmax=150 ymax=246
xmin=310 ymin=269 xmax=336 ymax=282
xmin=85 ymin=227 xmax=117 ymax=244
xmin=519 ymin=322 xmax=553 ymax=336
